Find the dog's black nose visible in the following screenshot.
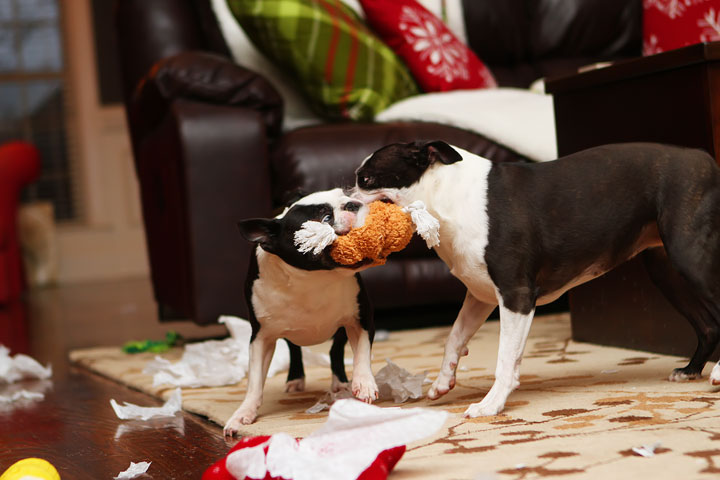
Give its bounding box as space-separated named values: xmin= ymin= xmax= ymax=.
xmin=342 ymin=201 xmax=362 ymax=212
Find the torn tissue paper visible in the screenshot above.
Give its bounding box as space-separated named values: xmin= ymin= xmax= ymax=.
xmin=114 ymin=461 xmax=151 ymax=479
xmin=111 ymin=387 xmax=182 ymax=421
xmin=0 ymin=345 xmax=52 ymax=383
xmin=224 ymin=399 xmax=448 ymax=480
xmin=375 ymin=359 xmax=426 ymax=403
xmin=632 ymin=442 xmax=662 ymax=458
xmin=143 ymin=316 xmax=331 ymax=388
xmin=305 ymin=389 xmax=355 ymax=414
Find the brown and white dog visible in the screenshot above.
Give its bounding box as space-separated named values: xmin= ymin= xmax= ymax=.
xmin=354 ymin=141 xmax=720 ymax=418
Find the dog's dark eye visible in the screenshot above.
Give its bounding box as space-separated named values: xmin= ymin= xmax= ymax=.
xmin=361 ymin=176 xmax=373 ymax=187
xmin=321 ymin=214 xmax=332 ymax=223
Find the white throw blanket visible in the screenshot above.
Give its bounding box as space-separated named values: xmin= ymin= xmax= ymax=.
xmin=376 ymin=88 xmax=557 ymax=162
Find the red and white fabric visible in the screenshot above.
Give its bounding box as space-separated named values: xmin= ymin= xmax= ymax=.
xmin=359 ymin=0 xmax=496 ymax=92
xmin=643 ymin=0 xmax=720 ymax=55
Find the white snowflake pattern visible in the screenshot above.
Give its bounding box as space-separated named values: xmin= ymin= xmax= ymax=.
xmin=698 ymin=8 xmax=720 ymax=41
xmin=399 ymin=6 xmax=469 ymax=83
xmin=643 ymin=34 xmax=664 ymax=55
xmin=644 ymin=0 xmax=709 ymax=19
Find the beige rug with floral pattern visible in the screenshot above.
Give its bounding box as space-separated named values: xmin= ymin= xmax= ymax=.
xmin=70 ymin=313 xmax=720 ymax=479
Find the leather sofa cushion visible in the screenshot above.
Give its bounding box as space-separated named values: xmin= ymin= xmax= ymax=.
xmin=270 ymin=121 xmax=529 ymax=207
xmin=462 ymin=0 xmax=641 ymax=87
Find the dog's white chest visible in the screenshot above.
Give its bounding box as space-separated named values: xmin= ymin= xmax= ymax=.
xmin=252 ymin=250 xmax=359 ymax=346
xmin=409 ymin=153 xmax=498 ymax=303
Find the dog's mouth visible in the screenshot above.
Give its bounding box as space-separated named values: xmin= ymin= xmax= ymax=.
xmin=348 ymin=187 xmax=395 ymax=205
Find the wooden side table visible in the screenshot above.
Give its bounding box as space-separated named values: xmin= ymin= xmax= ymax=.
xmin=545 ymin=41 xmax=720 ymax=358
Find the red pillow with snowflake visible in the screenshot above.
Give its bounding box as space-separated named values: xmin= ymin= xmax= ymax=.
xmin=359 ymin=0 xmax=496 ymax=92
xmin=643 ymin=0 xmax=720 ymax=55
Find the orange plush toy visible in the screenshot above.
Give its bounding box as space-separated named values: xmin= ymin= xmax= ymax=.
xmin=293 ymin=199 xmax=440 ymax=267
xmin=331 ymin=201 xmax=414 ymax=266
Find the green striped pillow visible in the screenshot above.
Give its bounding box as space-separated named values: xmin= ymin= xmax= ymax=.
xmin=226 ymin=0 xmax=419 ymax=121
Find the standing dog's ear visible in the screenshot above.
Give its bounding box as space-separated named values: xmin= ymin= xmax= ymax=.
xmin=238 ymin=219 xmax=280 ymax=252
xmin=422 ymin=141 xmax=462 ymax=165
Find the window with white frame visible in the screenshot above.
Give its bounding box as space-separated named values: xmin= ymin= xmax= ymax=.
xmin=0 ymin=0 xmax=77 ymax=221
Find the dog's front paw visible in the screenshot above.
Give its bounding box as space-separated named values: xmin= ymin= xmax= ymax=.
xmin=710 ymin=363 xmax=720 ymax=386
xmin=427 ymin=374 xmax=456 ymax=400
xmin=223 ymin=408 xmax=257 ymax=437
xmin=669 ymin=367 xmax=701 ymax=382
xmin=285 ymin=377 xmax=306 ymax=393
xmin=352 ymin=374 xmax=378 ymax=403
xmin=463 ymin=398 xmax=504 ymax=418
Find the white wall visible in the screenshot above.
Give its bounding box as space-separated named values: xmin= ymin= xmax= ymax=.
xmin=57 ymin=0 xmax=149 ymax=283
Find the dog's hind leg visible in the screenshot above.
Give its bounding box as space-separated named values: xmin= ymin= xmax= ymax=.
xmin=285 ymin=340 xmax=306 ymax=392
xmin=655 ymin=181 xmax=720 ymax=383
xmin=428 ymin=292 xmax=495 ymax=400
xmin=330 ymin=327 xmax=349 ymax=392
xmin=465 ymin=291 xmax=535 ymax=417
xmin=643 ymin=247 xmax=720 ymax=381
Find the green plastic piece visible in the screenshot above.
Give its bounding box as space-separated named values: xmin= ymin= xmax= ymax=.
xmin=122 ymin=331 xmax=180 ymax=354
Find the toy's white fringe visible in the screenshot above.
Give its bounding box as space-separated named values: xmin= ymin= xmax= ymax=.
xmin=294 ymin=221 xmax=337 ymax=255
xmin=403 ymin=201 xmax=440 ymax=248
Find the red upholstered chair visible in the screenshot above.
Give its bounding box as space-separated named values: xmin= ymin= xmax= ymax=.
xmin=0 ymin=141 xmax=40 ymax=354
xmin=0 ymin=141 xmax=41 ymax=304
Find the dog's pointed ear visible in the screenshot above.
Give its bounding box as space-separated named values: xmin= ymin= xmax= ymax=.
xmin=237 ymin=218 xmax=280 ymax=251
xmin=423 ymin=141 xmax=462 ymax=165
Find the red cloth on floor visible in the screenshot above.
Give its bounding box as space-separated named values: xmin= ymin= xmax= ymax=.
xmin=0 ymin=141 xmax=41 ymax=304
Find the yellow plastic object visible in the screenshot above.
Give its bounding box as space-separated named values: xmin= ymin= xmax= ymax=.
xmin=0 ymin=458 xmax=60 ymax=480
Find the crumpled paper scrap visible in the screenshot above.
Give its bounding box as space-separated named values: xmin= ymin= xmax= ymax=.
xmin=110 ymin=387 xmax=182 ymax=421
xmin=143 ymin=316 xmax=332 ymax=388
xmin=632 ymin=441 xmax=662 ymax=458
xmin=114 ymin=461 xmax=151 ymax=479
xmin=0 ymin=345 xmax=52 ymax=383
xmin=305 ymin=389 xmax=355 ymax=414
xmin=375 ymin=359 xmax=426 ymax=403
xmin=225 ymin=399 xmax=448 ymax=480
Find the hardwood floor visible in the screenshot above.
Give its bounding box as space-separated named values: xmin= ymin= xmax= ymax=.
xmin=0 ymin=277 xmax=238 ymax=479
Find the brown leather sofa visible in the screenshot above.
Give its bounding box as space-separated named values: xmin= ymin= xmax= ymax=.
xmin=115 ymin=0 xmax=641 ymax=326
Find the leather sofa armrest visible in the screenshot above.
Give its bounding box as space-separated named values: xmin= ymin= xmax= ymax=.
xmin=130 ymin=51 xmax=284 ymax=140
xmin=137 ymin=99 xmax=273 ymax=323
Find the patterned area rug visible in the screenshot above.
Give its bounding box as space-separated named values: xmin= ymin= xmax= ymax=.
xmin=70 ymin=314 xmax=720 ymax=479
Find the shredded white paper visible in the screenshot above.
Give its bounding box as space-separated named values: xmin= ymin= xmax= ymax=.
xmin=375 ymin=359 xmax=426 ymax=403
xmin=293 ymin=220 xmax=338 ymax=255
xmin=0 ymin=345 xmax=52 ymax=383
xmin=110 ymin=387 xmax=182 ymax=421
xmin=226 ymin=399 xmax=448 ymax=480
xmin=114 ymin=461 xmax=151 ymax=479
xmin=402 ymin=201 xmax=440 ymax=248
xmin=632 ymin=442 xmax=662 ymax=458
xmin=143 ymin=316 xmax=331 ymax=388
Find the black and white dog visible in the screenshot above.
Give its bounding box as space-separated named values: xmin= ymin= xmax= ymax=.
xmin=224 ymin=188 xmax=378 ymax=436
xmin=354 ymin=140 xmax=720 ymax=418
